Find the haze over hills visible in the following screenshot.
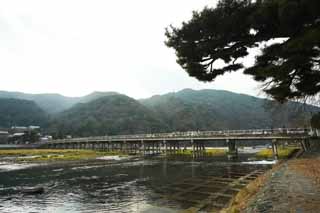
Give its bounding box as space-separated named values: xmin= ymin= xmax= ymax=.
xmin=0 ymin=89 xmax=318 ymax=137
xmin=0 ymin=91 xmax=119 ymax=114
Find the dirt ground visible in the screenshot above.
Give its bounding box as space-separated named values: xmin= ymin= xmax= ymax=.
xmin=242 ymin=155 xmax=320 ymax=213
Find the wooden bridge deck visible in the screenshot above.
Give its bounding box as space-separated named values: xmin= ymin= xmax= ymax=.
xmin=40 ymin=128 xmax=313 ymax=159
xmin=45 ymin=128 xmax=311 ymax=145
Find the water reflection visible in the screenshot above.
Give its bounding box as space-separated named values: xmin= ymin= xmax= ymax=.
xmin=0 ymin=156 xmax=271 ymax=212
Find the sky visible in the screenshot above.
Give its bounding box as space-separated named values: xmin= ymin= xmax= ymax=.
xmin=0 ymin=0 xmax=262 ymax=99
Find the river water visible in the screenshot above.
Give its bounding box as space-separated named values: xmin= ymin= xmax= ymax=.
xmin=0 ymin=154 xmax=272 ymax=213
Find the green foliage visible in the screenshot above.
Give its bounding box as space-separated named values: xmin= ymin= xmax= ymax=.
xmin=0 ymin=98 xmax=48 ymax=128
xmin=165 ymin=0 xmax=320 ymax=102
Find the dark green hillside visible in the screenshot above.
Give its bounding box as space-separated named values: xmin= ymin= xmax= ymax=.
xmin=49 ymin=95 xmax=168 ymax=137
xmin=140 ymin=89 xmax=317 ymax=131
xmin=1 ymin=89 xmax=317 ymax=136
xmin=140 ymin=95 xmax=224 ymax=131
xmin=0 ymin=98 xmax=48 ymax=128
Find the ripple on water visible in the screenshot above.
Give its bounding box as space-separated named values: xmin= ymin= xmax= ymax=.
xmin=0 ymin=157 xmax=272 ymax=213
xmin=69 ymin=176 xmax=101 ymax=182
xmin=96 ymin=155 xmax=125 ymax=161
xmin=242 ymin=160 xmax=277 ymax=165
xmin=0 ymin=162 xmax=38 ymax=172
xmin=71 ymin=165 xmax=106 ymax=171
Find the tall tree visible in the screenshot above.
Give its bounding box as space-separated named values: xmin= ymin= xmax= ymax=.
xmin=165 ymin=0 xmax=320 ymax=102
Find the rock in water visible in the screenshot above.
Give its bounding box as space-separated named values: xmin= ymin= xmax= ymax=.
xmin=21 ymin=186 xmax=45 ymax=195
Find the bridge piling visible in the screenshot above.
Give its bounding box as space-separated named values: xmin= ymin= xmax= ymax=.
xmin=43 ymin=128 xmax=311 ymax=158
xmin=300 ymin=139 xmax=310 ymax=152
xmin=227 ymin=139 xmax=238 ymax=160
xmin=191 ymin=139 xmax=195 ymax=158
xmin=163 ymin=140 xmax=167 ymax=155
xmin=272 ymin=139 xmax=279 ymax=160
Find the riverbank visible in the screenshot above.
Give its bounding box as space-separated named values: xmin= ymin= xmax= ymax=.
xmin=255 ymin=147 xmax=298 ymax=159
xmin=223 ymin=152 xmax=320 ymax=213
xmin=0 ymin=149 xmax=128 ymax=162
xmin=0 ymin=147 xmax=296 ymax=163
xmin=0 ymin=148 xmax=235 ymax=163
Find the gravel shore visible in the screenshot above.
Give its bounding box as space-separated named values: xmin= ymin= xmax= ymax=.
xmin=243 ymin=155 xmax=320 ymax=213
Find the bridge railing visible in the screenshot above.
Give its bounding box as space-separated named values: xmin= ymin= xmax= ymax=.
xmin=46 ymin=128 xmax=310 ymax=144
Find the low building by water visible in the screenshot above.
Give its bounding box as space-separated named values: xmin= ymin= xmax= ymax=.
xmin=0 ymin=131 xmax=9 ymax=144
xmin=7 ymin=126 xmax=41 ymax=144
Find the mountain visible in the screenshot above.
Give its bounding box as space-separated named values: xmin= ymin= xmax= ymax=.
xmin=0 ymin=98 xmax=48 ymax=128
xmin=140 ymin=89 xmax=318 ymax=131
xmin=0 ymin=91 xmax=119 ymax=114
xmin=79 ymin=91 xmax=119 ymax=103
xmin=48 ymin=94 xmax=168 ymax=137
xmin=0 ymin=89 xmax=318 ymax=137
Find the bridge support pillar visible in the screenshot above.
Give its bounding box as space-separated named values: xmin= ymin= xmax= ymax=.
xmin=300 ymin=139 xmax=310 ymax=152
xmin=107 ymin=141 xmax=110 ymax=152
xmin=272 ymin=139 xmax=279 ymax=160
xmin=141 ymin=140 xmax=145 ymax=156
xmin=227 ymin=139 xmax=238 ymax=160
xmin=191 ymin=139 xmax=195 ymax=159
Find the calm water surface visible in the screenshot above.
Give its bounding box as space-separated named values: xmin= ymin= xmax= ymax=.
xmin=0 ymin=155 xmax=271 ymax=213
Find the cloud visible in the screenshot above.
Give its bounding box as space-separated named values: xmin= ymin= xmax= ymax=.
xmin=0 ymin=0 xmax=261 ymax=98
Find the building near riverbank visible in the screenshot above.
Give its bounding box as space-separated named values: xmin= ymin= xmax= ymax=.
xmin=0 ymin=131 xmax=9 ymax=144
xmin=7 ymin=126 xmax=41 ymax=144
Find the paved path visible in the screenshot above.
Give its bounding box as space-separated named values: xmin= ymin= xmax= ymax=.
xmin=244 ymin=160 xmax=320 ymax=213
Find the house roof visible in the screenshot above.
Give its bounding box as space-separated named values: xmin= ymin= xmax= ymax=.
xmin=13 ymin=133 xmax=25 ymax=136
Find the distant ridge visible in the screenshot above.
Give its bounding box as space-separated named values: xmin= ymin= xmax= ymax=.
xmin=0 ymin=89 xmax=318 ymax=137
xmin=140 ymin=88 xmax=318 ymax=131
xmin=48 ymin=94 xmax=167 ymax=137
xmin=0 ymin=90 xmax=120 ymax=114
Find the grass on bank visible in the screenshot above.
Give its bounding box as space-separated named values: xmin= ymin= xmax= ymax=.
xmin=167 ymin=149 xmax=226 ymax=156
xmin=0 ymin=149 xmax=127 ymax=162
xmin=256 ymin=147 xmax=298 ymax=159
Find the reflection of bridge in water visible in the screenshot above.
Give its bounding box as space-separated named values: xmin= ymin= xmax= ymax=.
xmin=43 ymin=128 xmax=312 ymax=159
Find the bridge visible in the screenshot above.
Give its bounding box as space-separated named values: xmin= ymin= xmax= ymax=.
xmin=42 ymin=128 xmax=312 ymax=159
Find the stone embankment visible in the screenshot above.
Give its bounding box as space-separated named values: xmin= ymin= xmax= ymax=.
xmin=243 ymin=160 xmax=320 ymax=212
xmin=226 ymin=143 xmax=320 ymax=213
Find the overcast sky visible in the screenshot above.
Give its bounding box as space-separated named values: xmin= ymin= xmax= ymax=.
xmin=0 ymin=0 xmax=262 ymax=99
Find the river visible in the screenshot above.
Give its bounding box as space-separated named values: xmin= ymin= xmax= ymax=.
xmin=0 ymin=154 xmax=272 ymax=212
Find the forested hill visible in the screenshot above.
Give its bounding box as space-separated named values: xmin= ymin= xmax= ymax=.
xmin=0 ymin=98 xmax=48 ymax=128
xmin=48 ymin=95 xmax=168 ymax=137
xmin=0 ymin=89 xmax=318 ymax=137
xmin=0 ymin=91 xmax=119 ymax=114
xmin=140 ymin=89 xmax=318 ymax=131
